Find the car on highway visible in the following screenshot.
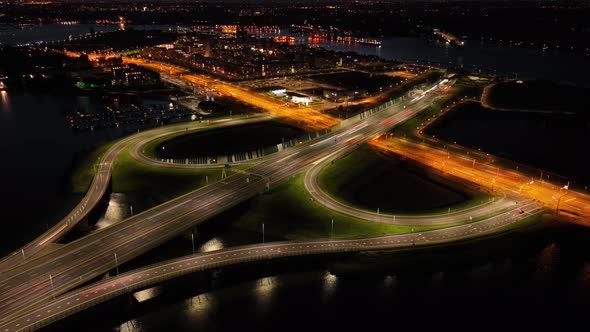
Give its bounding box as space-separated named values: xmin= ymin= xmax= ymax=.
xmin=517 ymin=209 xmax=525 ymax=214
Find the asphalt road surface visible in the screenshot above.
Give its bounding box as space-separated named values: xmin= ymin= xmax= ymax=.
xmin=1 ymin=200 xmax=542 ymax=332
xmin=0 ymin=114 xmax=274 ymax=274
xmin=0 ymin=79 xmax=544 ymax=330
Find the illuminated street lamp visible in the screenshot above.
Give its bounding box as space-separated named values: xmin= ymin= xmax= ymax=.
xmin=49 ymin=274 xmax=55 ymax=299
xmin=114 ymin=253 xmax=120 ymax=276
xmin=519 ymin=180 xmax=534 ymax=193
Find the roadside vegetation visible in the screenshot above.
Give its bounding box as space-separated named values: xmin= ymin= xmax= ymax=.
xmin=330 ymin=211 xmax=546 ymax=274
xmin=394 ymin=78 xmax=484 ymax=138
xmin=67 ymin=114 xmax=257 ymax=195
xmin=216 ymin=173 xmax=486 ymax=241
xmin=110 ymin=146 xmax=225 ymax=205
xmin=69 ymin=142 xmax=116 ymax=194
xmin=318 ymin=145 xmax=492 ymax=215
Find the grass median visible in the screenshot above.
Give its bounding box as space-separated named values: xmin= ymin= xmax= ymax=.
xmin=111 ymin=145 xmax=238 ymax=205
xmin=217 ymin=172 xmax=489 ymax=241
xmin=318 ymin=145 xmax=493 ymax=216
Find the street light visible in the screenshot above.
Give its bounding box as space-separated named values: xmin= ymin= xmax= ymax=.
xmin=191 ymin=230 xmax=196 ymax=255
xmin=114 ymin=253 xmax=120 ymax=276
xmin=331 ymin=218 xmax=334 ymax=238
xmin=49 ymin=274 xmax=56 ymax=299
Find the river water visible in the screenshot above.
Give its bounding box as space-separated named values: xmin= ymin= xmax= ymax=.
xmin=0 ymin=92 xmax=187 ymax=255
xmin=0 ymin=24 xmax=178 ymax=47
xmin=2 ymin=23 xmax=588 ymax=85
xmin=1 ymin=25 xmax=590 ymax=331
xmin=51 ymin=220 xmax=590 ymax=332
xmin=261 ymin=31 xmax=590 ymax=86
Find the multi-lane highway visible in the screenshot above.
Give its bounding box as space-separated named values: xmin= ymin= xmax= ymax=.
xmin=304 ymin=152 xmax=519 ymax=225
xmin=123 ymin=57 xmax=341 ymax=129
xmin=0 ymin=77 xmax=553 ymax=332
xmin=0 ymin=114 xmax=274 ymax=274
xmin=0 ymin=79 xmax=467 ymax=323
xmin=372 ymin=135 xmax=590 ymax=219
xmin=0 ymin=200 xmax=542 ymax=332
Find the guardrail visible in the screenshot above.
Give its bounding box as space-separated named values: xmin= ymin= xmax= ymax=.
xmin=13 ymin=203 xmax=542 ymax=332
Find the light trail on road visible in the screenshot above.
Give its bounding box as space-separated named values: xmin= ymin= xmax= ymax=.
xmin=371 ymin=137 xmax=590 ymax=219
xmin=123 ymin=57 xmax=340 ymax=130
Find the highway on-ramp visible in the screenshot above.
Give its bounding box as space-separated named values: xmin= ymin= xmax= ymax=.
xmin=0 ymin=80 xmax=470 ymax=322
xmin=303 ymin=128 xmax=520 ymax=226
xmin=0 ymin=114 xmax=274 ymax=274
xmin=0 ymin=199 xmax=542 ymax=332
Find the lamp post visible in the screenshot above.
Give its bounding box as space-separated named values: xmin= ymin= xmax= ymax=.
xmin=114 ymin=253 xmax=120 ymax=276
xmin=49 ymin=274 xmax=55 ymax=299
xmin=191 ymin=231 xmax=195 ymax=255
xmin=331 ymin=218 xmax=334 ymax=238
xmin=556 ymin=184 xmax=569 ymax=212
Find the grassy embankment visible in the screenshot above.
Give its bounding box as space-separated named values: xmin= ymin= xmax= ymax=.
xmin=67 ymin=76 xmax=530 ymax=242
xmin=330 ymin=212 xmax=546 ymax=273
xmin=318 ymin=146 xmax=493 ymax=215
xmin=395 ymin=78 xmax=484 ymax=139
xmin=224 ymin=172 xmax=505 ymax=241
xmin=68 ymin=114 xmax=256 ymax=198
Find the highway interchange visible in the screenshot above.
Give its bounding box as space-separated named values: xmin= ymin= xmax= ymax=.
xmin=0 ymin=78 xmax=546 ymax=330
xmin=0 ymin=114 xmax=276 ymax=274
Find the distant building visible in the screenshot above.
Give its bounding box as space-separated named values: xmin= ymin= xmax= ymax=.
xmin=269 ymin=87 xmax=287 ymax=96
xmin=111 ymin=64 xmax=159 ymax=87
xmin=287 ymin=92 xmax=313 ymax=106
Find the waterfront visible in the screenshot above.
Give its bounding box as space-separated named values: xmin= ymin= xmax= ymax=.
xmin=263 ymin=31 xmax=590 ymax=86
xmin=0 ymin=24 xmax=178 ymax=47
xmin=49 ymin=219 xmax=590 ymax=332
xmin=1 ymin=24 xmax=590 ymax=332
xmin=428 ymin=101 xmax=590 ymax=188
xmin=0 ymin=91 xmax=190 ymax=255
xmin=2 ymin=23 xmax=588 ymax=85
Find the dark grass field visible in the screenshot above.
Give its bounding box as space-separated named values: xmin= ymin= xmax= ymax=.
xmin=307 ymin=71 xmax=402 ymax=93
xmin=155 ymin=121 xmax=305 ymax=159
xmin=487 ymin=80 xmax=589 ymax=113
xmin=427 ymin=101 xmax=590 ymax=186
xmin=319 ymin=145 xmax=490 ymax=214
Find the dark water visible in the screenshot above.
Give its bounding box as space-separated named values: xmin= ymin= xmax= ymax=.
xmin=259 ymin=32 xmax=590 ymax=86
xmin=2 ymin=23 xmax=588 ymax=85
xmin=428 ymin=102 xmax=590 ymax=189
xmin=156 ymin=122 xmax=304 ymax=159
xmin=2 ymin=25 xmax=590 ymax=330
xmin=0 ymin=92 xmax=187 ymax=255
xmin=0 ymin=24 xmax=179 ymax=46
xmin=49 ymin=221 xmax=590 ymax=332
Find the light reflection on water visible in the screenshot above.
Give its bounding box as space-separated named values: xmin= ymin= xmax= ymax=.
xmin=255 ymin=276 xmax=278 ymax=311
xmin=185 ymin=294 xmax=215 ymax=321
xmin=119 ymin=319 xmax=143 ymax=332
xmin=95 ymin=193 xmax=131 ymax=229
xmin=322 ymin=271 xmax=338 ymax=300
xmin=0 ymin=91 xmax=9 ymax=113
xmin=199 ymin=238 xmax=224 ymax=253
xmin=383 ymin=275 xmax=397 ymax=288
xmin=133 ymin=287 xmax=162 ymax=303
xmin=535 ymin=243 xmax=560 ymax=281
